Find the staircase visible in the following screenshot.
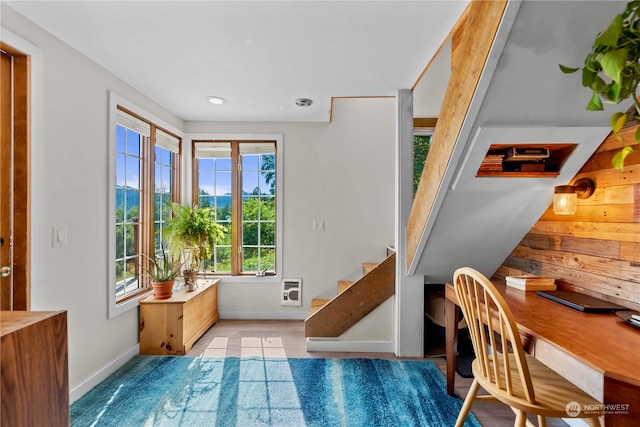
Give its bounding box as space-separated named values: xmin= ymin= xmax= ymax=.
xmin=304 ymin=249 xmax=395 ymax=337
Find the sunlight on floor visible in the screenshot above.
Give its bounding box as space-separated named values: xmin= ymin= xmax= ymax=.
xmin=201 ymin=336 xmax=289 ymax=359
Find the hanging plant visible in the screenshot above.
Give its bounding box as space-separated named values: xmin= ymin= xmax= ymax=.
xmin=560 ymin=0 xmax=640 ymax=170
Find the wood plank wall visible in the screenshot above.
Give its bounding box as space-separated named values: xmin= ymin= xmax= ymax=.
xmin=497 ymin=124 xmax=640 ymax=312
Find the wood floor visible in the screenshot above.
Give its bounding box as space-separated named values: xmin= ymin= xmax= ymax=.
xmin=187 ymin=320 xmax=569 ymax=427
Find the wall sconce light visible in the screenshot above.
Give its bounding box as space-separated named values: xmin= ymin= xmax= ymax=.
xmin=553 ymin=178 xmax=595 ymax=215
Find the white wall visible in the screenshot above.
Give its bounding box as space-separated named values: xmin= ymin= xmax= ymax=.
xmin=186 ymin=97 xmax=396 ymax=319
xmin=3 ymin=4 xmax=397 ymax=397
xmin=2 ymin=4 xmax=185 ymax=396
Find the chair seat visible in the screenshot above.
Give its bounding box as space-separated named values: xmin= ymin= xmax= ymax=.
xmin=472 ymin=354 xmax=603 ymax=419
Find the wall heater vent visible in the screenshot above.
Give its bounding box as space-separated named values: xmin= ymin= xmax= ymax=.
xmin=281 ymin=278 xmax=302 ymax=306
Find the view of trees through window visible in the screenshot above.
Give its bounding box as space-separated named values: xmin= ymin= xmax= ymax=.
xmin=114 ymin=111 xmax=179 ymax=302
xmin=195 ymin=141 xmax=276 ymax=275
xmin=413 ymin=133 xmax=432 ymax=196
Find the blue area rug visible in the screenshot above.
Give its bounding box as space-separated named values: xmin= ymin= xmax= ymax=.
xmin=71 ymin=356 xmax=481 ymax=427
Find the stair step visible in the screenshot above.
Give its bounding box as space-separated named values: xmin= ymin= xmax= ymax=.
xmin=362 ymin=262 xmax=378 ymax=274
xmin=337 ymin=280 xmax=355 ymax=293
xmin=310 ymin=298 xmax=331 ymax=315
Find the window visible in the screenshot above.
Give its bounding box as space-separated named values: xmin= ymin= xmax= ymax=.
xmin=193 ymin=139 xmax=279 ymax=276
xmin=413 ymin=131 xmax=432 ymax=196
xmin=109 ymin=93 xmax=181 ymax=318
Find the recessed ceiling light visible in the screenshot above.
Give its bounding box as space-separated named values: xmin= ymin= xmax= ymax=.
xmin=295 ymin=98 xmax=313 ymax=107
xmin=206 ymin=96 xmax=226 ymax=105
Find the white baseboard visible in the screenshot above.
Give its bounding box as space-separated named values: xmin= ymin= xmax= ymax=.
xmin=306 ymin=338 xmax=396 ymax=353
xmin=69 ymin=344 xmax=139 ymax=404
xmin=219 ymin=310 xmax=308 ymax=320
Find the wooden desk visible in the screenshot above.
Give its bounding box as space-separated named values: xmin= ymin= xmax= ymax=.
xmin=139 ymin=280 xmax=219 ymax=355
xmin=445 ymin=282 xmax=640 ymax=426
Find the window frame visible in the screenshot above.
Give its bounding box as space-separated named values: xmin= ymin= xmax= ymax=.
xmin=187 ymin=133 xmax=283 ymax=283
xmin=108 ymin=92 xmax=183 ymax=318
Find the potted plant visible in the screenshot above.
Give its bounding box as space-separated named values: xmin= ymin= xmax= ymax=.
xmin=163 ymin=202 xmax=226 ymax=290
xmin=560 ymin=0 xmax=640 ymax=170
xmin=142 ymin=248 xmax=184 ymax=299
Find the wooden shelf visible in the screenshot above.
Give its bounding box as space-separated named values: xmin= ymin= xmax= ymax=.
xmin=477 ymin=143 xmax=576 ymax=178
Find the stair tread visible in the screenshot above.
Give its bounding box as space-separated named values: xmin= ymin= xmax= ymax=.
xmin=337 ymin=280 xmax=355 ymax=293
xmin=310 ymin=298 xmax=331 ymax=315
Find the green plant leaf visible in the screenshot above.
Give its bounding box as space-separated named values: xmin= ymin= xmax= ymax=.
xmin=610 ymin=112 xmax=628 ymax=138
xmin=586 ymin=91 xmax=604 ymax=111
xmin=601 ymin=49 xmax=628 ymax=83
xmin=607 ymin=81 xmax=622 ymax=102
xmin=582 ymin=68 xmax=597 ymax=87
xmin=595 ymin=14 xmax=623 ymax=48
xmin=635 ymin=126 xmax=640 ymax=143
xmin=612 ymin=145 xmax=635 ymax=171
xmin=559 ymin=64 xmax=579 ymax=73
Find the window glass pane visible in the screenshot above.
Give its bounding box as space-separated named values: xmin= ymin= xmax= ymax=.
xmin=260 ymin=248 xmax=276 ymax=271
xmin=260 ymin=222 xmax=275 ymax=246
xmin=260 ymin=197 xmax=275 ymax=220
xmin=199 ymin=158 xmax=214 ymax=170
xmin=216 ymin=157 xmax=232 ymax=171
xmin=218 ymin=222 xmax=232 ymax=245
xmin=243 ymin=195 xmax=259 ymax=221
xmin=116 ymin=126 xmax=126 ymax=152
xmin=242 ymin=247 xmax=259 ymax=272
xmin=216 ymin=195 xmax=232 ymax=213
xmin=215 ymin=246 xmax=232 ymax=273
xmin=115 ymin=223 xmax=125 ymax=259
xmin=243 ymin=222 xmax=258 ymax=245
xmin=126 ymin=129 xmax=140 ymax=156
xmin=115 ymin=260 xmax=125 ymax=296
xmin=243 ymin=171 xmax=259 ymax=195
xmin=199 ymin=195 xmax=214 ymax=208
xmin=115 ymin=153 xmax=125 ymax=186
xmin=125 ymin=157 xmax=140 ymax=189
xmin=413 ymin=134 xmax=432 ymax=196
xmin=215 ymin=171 xmax=232 ymax=196
xmin=124 ymin=191 xmax=139 ymax=220
xmin=242 ymin=154 xmax=259 ymax=171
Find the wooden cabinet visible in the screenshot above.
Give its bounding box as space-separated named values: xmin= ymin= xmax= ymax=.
xmin=1 ymin=311 xmax=69 ymax=427
xmin=139 ymin=280 xmax=219 ymax=355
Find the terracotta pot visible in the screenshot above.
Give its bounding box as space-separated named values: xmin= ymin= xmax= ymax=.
xmin=151 ymin=280 xmax=175 ymax=299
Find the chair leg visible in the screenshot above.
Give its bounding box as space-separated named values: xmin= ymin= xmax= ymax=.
xmin=514 ymin=409 xmax=527 ymax=427
xmin=537 ymin=415 xmax=546 ymax=427
xmin=455 ymin=378 xmax=481 ymax=427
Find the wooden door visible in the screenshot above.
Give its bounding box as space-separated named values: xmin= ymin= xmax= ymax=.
xmin=0 ymin=44 xmax=30 ymax=310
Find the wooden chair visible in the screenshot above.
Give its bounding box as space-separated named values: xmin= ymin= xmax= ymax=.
xmin=453 ymin=267 xmax=602 ymax=427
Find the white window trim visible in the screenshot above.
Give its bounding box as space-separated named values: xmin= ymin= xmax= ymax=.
xmin=185 ymin=133 xmax=284 ymax=284
xmin=107 ymin=91 xmax=184 ymax=319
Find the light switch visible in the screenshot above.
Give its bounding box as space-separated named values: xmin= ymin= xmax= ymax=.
xmin=52 ymin=225 xmax=67 ymax=247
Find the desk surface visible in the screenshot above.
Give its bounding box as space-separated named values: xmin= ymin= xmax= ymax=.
xmin=445 ymin=281 xmax=640 ymax=386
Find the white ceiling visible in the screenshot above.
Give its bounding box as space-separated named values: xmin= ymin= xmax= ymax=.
xmin=5 ymin=0 xmax=469 ymax=122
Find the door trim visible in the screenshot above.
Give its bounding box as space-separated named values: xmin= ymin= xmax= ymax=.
xmin=1 ymin=42 xmax=30 ymax=310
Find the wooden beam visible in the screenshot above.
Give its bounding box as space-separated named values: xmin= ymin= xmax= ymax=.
xmin=406 ymin=0 xmax=508 ymax=270
xmin=413 ymin=118 xmax=437 ymax=129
